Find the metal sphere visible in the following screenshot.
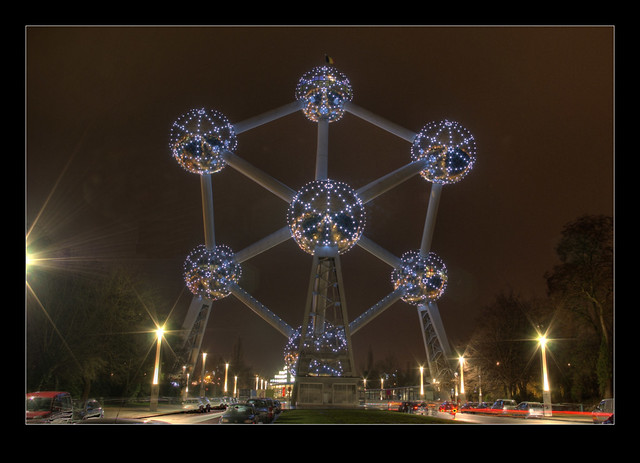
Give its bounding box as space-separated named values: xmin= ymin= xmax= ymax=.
xmin=288 ymin=179 xmax=365 ymax=256
xmin=170 ymin=108 xmax=237 ymax=174
xmin=411 ymin=120 xmax=476 ymax=184
xmin=295 ymin=66 xmax=353 ymax=122
xmin=284 ymin=322 xmax=348 ymax=377
xmin=391 ymin=250 xmax=448 ymax=304
xmin=183 ymin=244 xmax=241 ymax=300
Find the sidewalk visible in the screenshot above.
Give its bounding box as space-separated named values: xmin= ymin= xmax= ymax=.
xmin=103 ymin=404 xmax=182 ymax=420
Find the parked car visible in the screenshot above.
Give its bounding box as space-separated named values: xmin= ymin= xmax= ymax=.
xmin=473 ymin=401 xmax=492 ymax=413
xmin=398 ymin=401 xmax=420 ymax=413
xmin=74 ymin=398 xmax=104 ymax=420
xmin=181 ymin=397 xmax=207 ymax=413
xmin=592 ymin=398 xmax=614 ymax=424
xmin=490 ymin=399 xmax=517 ymax=414
xmin=414 ymin=402 xmax=433 ymax=415
xmin=513 ymin=401 xmax=544 ymax=418
xmin=26 ymin=391 xmax=74 ymax=424
xmin=209 ymin=397 xmax=227 ymax=410
xmin=219 ymin=404 xmax=258 ymax=424
xmin=200 ymin=397 xmax=212 ymax=412
xmin=272 ymin=399 xmax=282 ymax=414
xmin=460 ymin=402 xmax=479 ymax=413
xmin=246 ymin=398 xmax=274 ymax=423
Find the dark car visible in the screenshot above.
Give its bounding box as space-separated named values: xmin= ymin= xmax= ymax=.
xmin=460 ymin=402 xmax=479 ymax=413
xmin=246 ymin=398 xmax=274 ymax=423
xmin=220 ymin=404 xmax=258 ymax=424
xmin=272 ymin=399 xmax=282 ymax=414
xmin=398 ymin=401 xmax=420 ymax=413
xmin=74 ymin=398 xmax=104 ymax=420
xmin=26 ymin=391 xmax=74 ymax=424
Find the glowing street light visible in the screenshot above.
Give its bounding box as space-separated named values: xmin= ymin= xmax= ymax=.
xmin=150 ymin=326 xmax=164 ymax=411
xmin=458 ymin=356 xmax=465 ymax=401
xmin=224 ymin=363 xmax=229 ymax=394
xmin=200 ymin=352 xmax=207 ymax=397
xmin=538 ymin=335 xmax=552 ymax=416
xmin=419 ymin=366 xmax=424 ymax=398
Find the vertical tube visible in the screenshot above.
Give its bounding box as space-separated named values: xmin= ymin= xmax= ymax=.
xmin=315 ymin=118 xmax=329 ymax=180
xmin=200 ymin=174 xmax=215 ymax=250
xmin=420 ymin=183 xmax=443 ymax=256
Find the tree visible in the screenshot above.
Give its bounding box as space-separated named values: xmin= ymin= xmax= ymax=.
xmin=467 ymin=293 xmax=546 ymax=401
xmin=545 ymin=215 xmax=613 ymax=398
xmin=26 ymin=265 xmax=157 ymax=400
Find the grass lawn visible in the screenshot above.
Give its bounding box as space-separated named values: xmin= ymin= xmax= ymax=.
xmin=274 ymin=409 xmax=462 ymax=424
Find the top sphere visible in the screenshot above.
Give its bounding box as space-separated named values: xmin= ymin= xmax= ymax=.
xmin=295 ymin=66 xmax=353 ymax=122
xmin=170 ymin=108 xmax=237 ymax=174
xmin=288 ymin=179 xmax=365 ymax=256
xmin=411 ymin=120 xmax=476 ymax=184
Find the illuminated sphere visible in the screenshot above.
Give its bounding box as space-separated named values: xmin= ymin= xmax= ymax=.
xmin=283 ymin=322 xmax=348 ymax=377
xmin=288 ymin=179 xmax=365 ymax=256
xmin=183 ymin=244 xmax=241 ymax=300
xmin=170 ymin=108 xmax=237 ymax=174
xmin=295 ymin=66 xmax=353 ymax=122
xmin=391 ymin=250 xmax=447 ymax=304
xmin=411 ymin=120 xmax=476 ymax=184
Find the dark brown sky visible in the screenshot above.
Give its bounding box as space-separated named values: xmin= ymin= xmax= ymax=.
xmin=26 ymin=26 xmax=614 ymax=378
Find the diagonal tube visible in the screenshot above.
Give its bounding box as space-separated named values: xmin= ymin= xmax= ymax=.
xmin=233 ymin=100 xmax=304 ymax=134
xmin=229 ymin=283 xmax=294 ymax=338
xmin=344 ymin=101 xmax=417 ymax=143
xmin=221 ymin=151 xmax=295 ymax=202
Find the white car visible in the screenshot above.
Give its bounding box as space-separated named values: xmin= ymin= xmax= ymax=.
xmin=513 ymin=401 xmax=544 ymax=418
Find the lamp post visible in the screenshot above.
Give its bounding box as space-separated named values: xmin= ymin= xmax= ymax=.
xmin=419 ymin=366 xmax=424 ymax=399
xmin=224 ymin=363 xmax=229 ymax=395
xmin=199 ymin=352 xmax=207 ymax=397
xmin=233 ymin=375 xmax=238 ymax=398
xmin=538 ymin=336 xmax=552 ymax=416
xmin=458 ymin=356 xmax=466 ymax=403
xmin=150 ymin=327 xmax=164 ymax=411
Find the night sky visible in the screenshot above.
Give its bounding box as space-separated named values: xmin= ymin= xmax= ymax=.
xmin=26 ymin=26 xmax=614 ymax=379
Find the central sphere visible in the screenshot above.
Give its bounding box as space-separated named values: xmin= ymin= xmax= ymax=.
xmin=183 ymin=244 xmax=241 ymax=301
xmin=391 ymin=250 xmax=448 ymax=304
xmin=295 ymin=66 xmax=353 ymax=122
xmin=170 ymin=108 xmax=237 ymax=174
xmin=411 ymin=120 xmax=476 ymax=184
xmin=288 ymin=179 xmax=365 ymax=256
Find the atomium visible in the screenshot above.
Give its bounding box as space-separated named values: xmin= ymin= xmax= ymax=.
xmin=411 ymin=120 xmax=476 ymax=184
xmin=295 ymin=66 xmax=353 ymax=123
xmin=287 ymin=179 xmax=365 ymax=256
xmin=183 ymin=244 xmax=241 ymax=301
xmin=391 ymin=250 xmax=448 ymax=305
xmin=170 ymin=108 xmax=237 ymax=174
xmin=283 ymin=322 xmax=348 ymax=376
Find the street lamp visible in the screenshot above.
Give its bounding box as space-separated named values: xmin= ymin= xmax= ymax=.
xmin=538 ymin=336 xmax=552 ymax=416
xmin=419 ymin=366 xmax=424 ymax=398
xmin=150 ymin=326 xmax=164 ymax=411
xmin=200 ymin=352 xmax=207 ymax=397
xmin=458 ymin=356 xmax=465 ymax=402
xmin=224 ymin=363 xmax=229 ymax=394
